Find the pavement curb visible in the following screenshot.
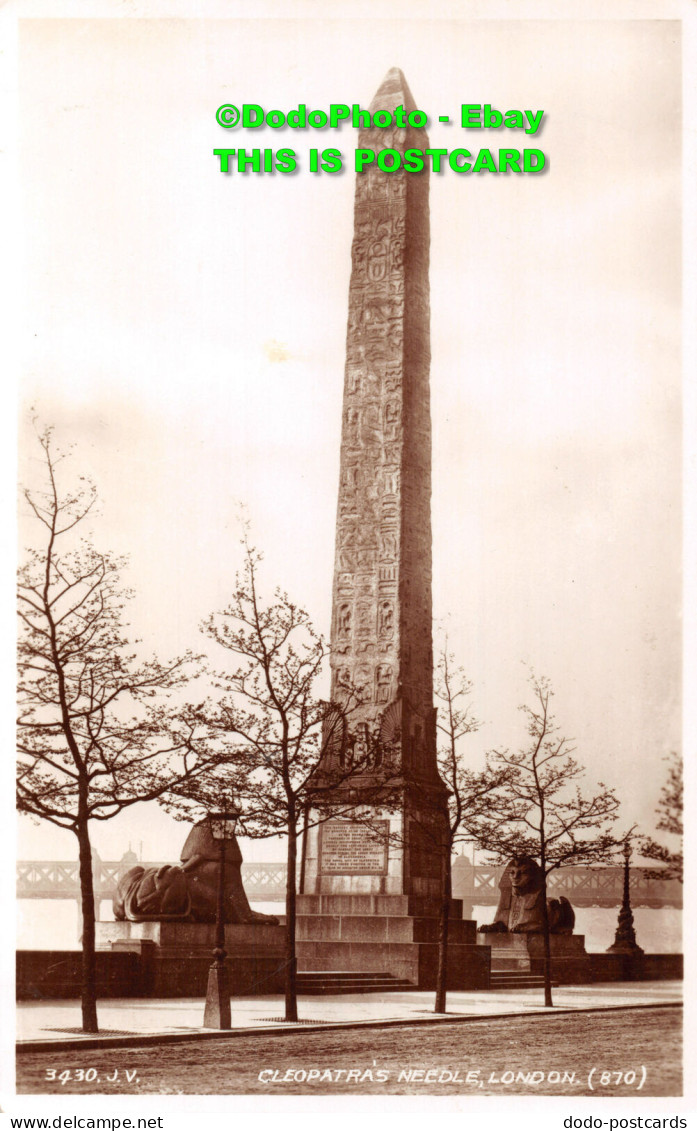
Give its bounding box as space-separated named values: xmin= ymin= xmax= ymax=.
xmin=16 ymin=1000 xmax=682 ymax=1054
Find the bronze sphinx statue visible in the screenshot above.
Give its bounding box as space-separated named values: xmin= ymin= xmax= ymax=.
xmin=478 ymin=856 xmax=575 ymax=934
xmin=113 ymin=821 xmax=279 ymax=925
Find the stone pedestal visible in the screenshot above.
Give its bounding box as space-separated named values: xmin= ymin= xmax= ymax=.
xmin=296 ymin=893 xmax=490 ymax=989
xmin=477 ymin=932 xmax=591 ymax=985
xmin=96 ymin=921 xmax=286 ymax=997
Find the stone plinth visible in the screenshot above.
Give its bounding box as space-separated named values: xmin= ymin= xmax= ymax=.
xmin=475 ymin=932 xmax=684 ymax=986
xmin=477 ymin=932 xmax=591 ymax=985
xmin=96 ymin=921 xmax=286 ymax=997
xmin=297 ymin=893 xmax=490 ymax=990
xmin=96 ymin=921 xmax=284 ymax=948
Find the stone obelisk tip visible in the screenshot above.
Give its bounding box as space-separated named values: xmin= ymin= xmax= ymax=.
xmin=369 ymin=67 xmax=419 ymax=114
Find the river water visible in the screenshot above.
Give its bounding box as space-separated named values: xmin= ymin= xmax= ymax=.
xmin=17 ymin=900 xmax=681 ymax=954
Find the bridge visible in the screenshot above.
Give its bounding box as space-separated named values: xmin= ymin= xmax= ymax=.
xmin=16 ymin=857 xmax=288 ymax=907
xmin=17 ymin=855 xmax=681 ymax=911
xmin=451 ymin=859 xmax=682 ymax=913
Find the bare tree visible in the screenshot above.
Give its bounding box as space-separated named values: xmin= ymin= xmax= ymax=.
xmin=17 ymin=428 xmax=213 ymax=1032
xmin=169 ymin=539 xmax=380 ymax=1023
xmin=431 ymin=647 xmax=512 ymax=1013
xmin=639 ymin=752 xmax=683 ymax=883
xmin=471 ymin=673 xmax=620 ymax=1007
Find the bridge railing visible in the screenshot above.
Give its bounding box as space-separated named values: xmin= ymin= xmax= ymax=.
xmin=451 ymin=861 xmax=682 ymax=909
xmin=17 ymin=858 xmax=682 ymax=908
xmin=16 ymin=859 xmax=288 ymax=902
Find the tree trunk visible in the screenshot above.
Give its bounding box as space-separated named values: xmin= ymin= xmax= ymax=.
xmin=298 ymin=804 xmax=309 ymax=896
xmin=539 ymin=871 xmax=554 ymax=1008
xmin=434 ymin=839 xmax=451 ymax=1014
xmin=76 ymin=820 xmax=99 ymax=1032
xmin=284 ymin=818 xmax=298 ymax=1022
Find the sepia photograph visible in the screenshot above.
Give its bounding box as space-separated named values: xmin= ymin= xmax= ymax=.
xmin=5 ymin=2 xmax=691 ymax=1120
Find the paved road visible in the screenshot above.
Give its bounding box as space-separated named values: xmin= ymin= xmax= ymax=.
xmin=17 ymin=1006 xmax=682 ymax=1097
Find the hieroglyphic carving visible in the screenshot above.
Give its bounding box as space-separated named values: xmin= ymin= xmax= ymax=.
xmin=378 ymin=599 xmax=395 ymax=639
xmin=360 ymin=402 xmax=382 ymax=446
xmin=384 ymin=362 xmax=402 ymax=393
xmin=381 ymin=466 xmax=400 ymax=497
xmin=384 ymin=400 xmax=400 ymax=439
xmin=379 ymin=528 xmax=398 ymax=561
xmin=376 ymin=663 xmax=392 ymax=704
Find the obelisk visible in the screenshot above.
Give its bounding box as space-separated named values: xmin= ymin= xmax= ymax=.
xmin=305 ymin=68 xmax=448 ymax=901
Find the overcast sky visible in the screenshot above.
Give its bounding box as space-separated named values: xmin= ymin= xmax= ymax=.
xmin=15 ymin=16 xmax=681 ymax=865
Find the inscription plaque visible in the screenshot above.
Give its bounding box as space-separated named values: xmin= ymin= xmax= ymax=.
xmin=320 ymin=820 xmax=389 ymax=875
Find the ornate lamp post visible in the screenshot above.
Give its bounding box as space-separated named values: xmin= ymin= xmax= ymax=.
xmin=203 ymin=805 xmax=240 ymax=1029
xmin=606 ymin=836 xmax=644 ymax=955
